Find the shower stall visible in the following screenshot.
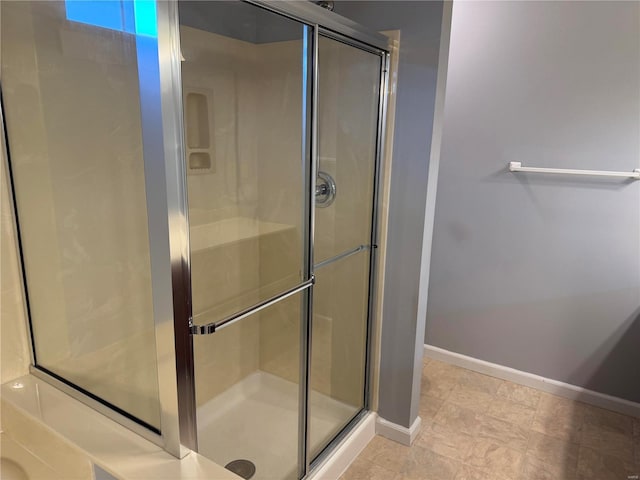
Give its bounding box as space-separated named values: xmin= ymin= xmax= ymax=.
xmin=1 ymin=1 xmax=389 ymax=478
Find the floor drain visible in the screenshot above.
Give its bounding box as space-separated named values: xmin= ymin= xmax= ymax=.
xmin=224 ymin=459 xmax=256 ymax=479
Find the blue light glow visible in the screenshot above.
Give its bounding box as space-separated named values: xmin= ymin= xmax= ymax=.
xmin=65 ymin=0 xmax=157 ymax=37
xmin=132 ymin=0 xmax=157 ymax=37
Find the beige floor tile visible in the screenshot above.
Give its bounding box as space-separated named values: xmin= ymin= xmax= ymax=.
xmin=418 ymin=394 xmax=444 ymax=426
xmin=424 ymin=359 xmax=462 ymax=375
xmin=446 ymin=384 xmax=494 ymax=413
xmin=422 ymin=361 xmax=462 ymax=400
xmin=464 ymin=439 xmax=523 ymax=478
xmin=495 ymin=381 xmax=541 ymax=409
xmin=422 ymin=377 xmax=458 ymax=401
xmin=415 ymin=423 xmax=475 ymax=462
xmin=453 ymin=464 xmax=508 ymax=480
xmin=580 ymin=421 xmax=634 ymax=463
xmin=457 ymin=371 xmax=502 ymax=396
xmin=433 ymin=402 xmax=480 ymax=435
xmin=475 ymin=413 xmax=530 ymax=452
xmin=536 ymin=392 xmax=585 ymax=422
xmin=347 ymin=365 xmax=640 ymax=480
xmin=340 ymin=456 xmax=400 ymax=480
xmin=521 ymin=453 xmax=576 ymax=480
xmin=532 ymin=394 xmax=584 ymax=443
xmin=582 ymin=403 xmax=634 ymax=435
xmin=359 ymin=435 xmax=412 ymax=472
xmin=400 ymin=445 xmax=460 ymax=480
xmin=486 ymin=397 xmax=537 ymax=428
xmin=526 ymin=430 xmax=579 ymax=470
xmin=576 ymin=445 xmax=637 ymax=480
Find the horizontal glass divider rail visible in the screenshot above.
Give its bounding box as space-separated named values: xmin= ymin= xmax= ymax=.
xmin=189 ymin=279 xmax=314 ymax=335
xmin=314 ymin=244 xmax=372 ymax=270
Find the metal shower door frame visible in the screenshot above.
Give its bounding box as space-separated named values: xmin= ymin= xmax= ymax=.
xmin=306 ymin=28 xmax=390 ymax=475
xmin=151 ymin=0 xmax=392 ymax=473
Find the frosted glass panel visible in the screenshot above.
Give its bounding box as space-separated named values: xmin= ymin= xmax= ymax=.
xmin=1 ymin=1 xmax=160 ymax=429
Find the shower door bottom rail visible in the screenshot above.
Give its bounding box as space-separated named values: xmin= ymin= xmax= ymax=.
xmin=189 ymin=278 xmax=314 ymax=335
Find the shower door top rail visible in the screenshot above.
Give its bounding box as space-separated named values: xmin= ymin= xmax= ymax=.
xmin=509 ymin=162 xmax=640 ymax=179
xmin=247 ymin=0 xmax=390 ymax=52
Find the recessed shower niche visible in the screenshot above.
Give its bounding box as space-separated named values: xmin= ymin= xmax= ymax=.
xmin=184 ymin=88 xmax=214 ymax=173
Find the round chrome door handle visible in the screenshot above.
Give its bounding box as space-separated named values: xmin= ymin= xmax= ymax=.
xmin=315 ymin=171 xmax=336 ymax=208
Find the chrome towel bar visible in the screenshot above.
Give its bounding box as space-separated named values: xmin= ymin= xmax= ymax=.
xmin=509 ymin=162 xmax=640 ymax=179
xmin=314 ymin=244 xmax=370 ymax=270
xmin=190 ymin=278 xmax=314 ymax=335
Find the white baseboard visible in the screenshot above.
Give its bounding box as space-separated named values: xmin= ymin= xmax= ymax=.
xmin=308 ymin=412 xmax=376 ymax=480
xmin=424 ymin=344 xmax=640 ymax=418
xmin=375 ymin=415 xmax=422 ymax=446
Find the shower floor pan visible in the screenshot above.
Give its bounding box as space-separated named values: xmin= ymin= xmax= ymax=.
xmin=197 ymin=371 xmax=357 ymax=480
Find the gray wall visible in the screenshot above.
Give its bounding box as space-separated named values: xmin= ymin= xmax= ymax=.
xmin=333 ymin=1 xmax=445 ymax=427
xmin=427 ymin=1 xmax=640 ymax=403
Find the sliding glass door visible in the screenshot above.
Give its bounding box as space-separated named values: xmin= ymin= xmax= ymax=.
xmin=309 ymin=36 xmax=382 ymax=460
xmin=178 ymin=3 xmax=386 ymax=478
xmin=179 ymin=2 xmax=311 ymax=478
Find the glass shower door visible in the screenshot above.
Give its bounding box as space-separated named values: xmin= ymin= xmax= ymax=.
xmin=178 ymin=2 xmax=384 ymax=475
xmin=178 ymin=2 xmax=310 ymax=479
xmin=309 ymin=35 xmax=382 ymax=459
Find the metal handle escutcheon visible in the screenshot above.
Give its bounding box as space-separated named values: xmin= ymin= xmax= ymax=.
xmin=316 ymin=171 xmax=336 ymax=207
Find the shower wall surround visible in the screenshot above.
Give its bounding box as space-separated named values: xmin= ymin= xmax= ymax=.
xmin=181 ymin=25 xmax=377 ymax=408
xmin=180 ymin=27 xmax=303 ymax=405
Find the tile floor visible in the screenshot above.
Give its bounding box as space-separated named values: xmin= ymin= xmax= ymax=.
xmin=341 ymin=358 xmax=640 ymax=480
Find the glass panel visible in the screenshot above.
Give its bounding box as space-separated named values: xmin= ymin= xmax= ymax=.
xmin=193 ymin=291 xmax=304 ymax=480
xmin=179 ymin=2 xmax=307 ymax=478
xmin=309 ymin=36 xmax=381 ymax=459
xmin=179 ymin=1 xmax=307 ymax=330
xmin=1 ymin=1 xmax=160 ymax=428
xmin=309 ymin=251 xmax=370 ymax=458
xmin=315 ymin=36 xmax=381 ymax=264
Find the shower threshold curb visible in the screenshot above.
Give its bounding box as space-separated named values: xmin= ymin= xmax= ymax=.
xmin=306 ymin=411 xmax=376 ymax=480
